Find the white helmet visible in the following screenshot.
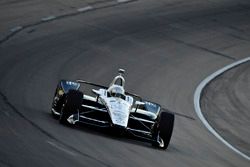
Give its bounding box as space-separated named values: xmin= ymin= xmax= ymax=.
xmin=110 ymin=85 xmax=125 ymax=97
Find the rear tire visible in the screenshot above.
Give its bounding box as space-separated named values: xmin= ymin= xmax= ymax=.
xmin=152 ymin=110 xmax=175 ymax=149
xmin=59 ymin=90 xmax=83 ymax=125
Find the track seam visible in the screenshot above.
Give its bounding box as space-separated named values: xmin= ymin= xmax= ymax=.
xmin=194 ymin=57 xmax=250 ymax=161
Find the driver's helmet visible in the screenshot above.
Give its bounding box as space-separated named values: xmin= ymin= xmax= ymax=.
xmin=110 ymin=85 xmax=125 ymax=97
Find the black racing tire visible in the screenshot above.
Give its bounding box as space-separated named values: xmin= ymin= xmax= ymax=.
xmin=51 ymin=87 xmax=60 ymax=119
xmin=152 ymin=110 xmax=175 ymax=149
xmin=59 ymin=90 xmax=83 ymax=125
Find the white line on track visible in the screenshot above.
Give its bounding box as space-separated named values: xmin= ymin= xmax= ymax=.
xmin=41 ymin=16 xmax=56 ymax=22
xmin=77 ymin=6 xmax=93 ymax=13
xmin=10 ymin=26 xmax=23 ymax=32
xmin=47 ymin=140 xmax=77 ymax=156
xmin=194 ymin=57 xmax=250 ymax=161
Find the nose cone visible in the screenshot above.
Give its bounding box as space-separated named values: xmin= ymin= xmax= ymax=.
xmin=110 ymin=109 xmax=129 ymax=127
xmin=107 ymin=98 xmax=130 ymax=127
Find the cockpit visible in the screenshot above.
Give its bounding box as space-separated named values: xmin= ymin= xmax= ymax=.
xmin=109 ymin=85 xmax=126 ymax=99
xmin=107 ymin=69 xmax=126 ymax=100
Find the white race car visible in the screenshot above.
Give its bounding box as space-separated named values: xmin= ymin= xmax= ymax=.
xmin=51 ymin=69 xmax=175 ymax=149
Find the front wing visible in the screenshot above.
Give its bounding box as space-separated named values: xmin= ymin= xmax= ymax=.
xmin=67 ymin=98 xmax=156 ymax=140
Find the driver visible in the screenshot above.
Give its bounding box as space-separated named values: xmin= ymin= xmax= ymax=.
xmin=109 ymin=85 xmax=125 ymax=99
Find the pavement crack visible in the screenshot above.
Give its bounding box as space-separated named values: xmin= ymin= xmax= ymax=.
xmin=169 ymin=37 xmax=236 ymax=60
xmin=172 ymin=111 xmax=195 ymax=120
xmin=166 ymin=109 xmax=195 ymax=120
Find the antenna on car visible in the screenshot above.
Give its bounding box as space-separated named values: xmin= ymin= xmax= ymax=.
xmin=118 ymin=69 xmax=125 ymax=75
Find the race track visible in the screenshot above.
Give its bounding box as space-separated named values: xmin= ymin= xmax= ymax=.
xmin=0 ymin=0 xmax=250 ymax=166
xmin=201 ymin=61 xmax=250 ymax=158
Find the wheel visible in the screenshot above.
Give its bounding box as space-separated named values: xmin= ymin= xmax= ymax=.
xmin=51 ymin=86 xmax=62 ymax=119
xmin=59 ymin=89 xmax=83 ymax=125
xmin=152 ymin=110 xmax=175 ymax=149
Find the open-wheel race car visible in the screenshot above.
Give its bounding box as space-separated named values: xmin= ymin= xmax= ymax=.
xmin=51 ymin=69 xmax=175 ymax=149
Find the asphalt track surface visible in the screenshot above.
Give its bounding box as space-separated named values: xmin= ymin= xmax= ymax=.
xmin=0 ymin=0 xmax=250 ymax=166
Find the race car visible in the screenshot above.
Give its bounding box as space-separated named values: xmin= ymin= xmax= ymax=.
xmin=51 ymin=69 xmax=175 ymax=149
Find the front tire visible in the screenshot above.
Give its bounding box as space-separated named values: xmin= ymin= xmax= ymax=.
xmin=152 ymin=110 xmax=175 ymax=149
xmin=59 ymin=90 xmax=83 ymax=125
xmin=51 ymin=86 xmax=63 ymax=119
